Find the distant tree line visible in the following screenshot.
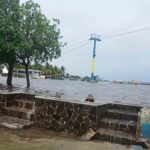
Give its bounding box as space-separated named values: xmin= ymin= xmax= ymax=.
xmin=0 ymin=0 xmax=65 ymax=88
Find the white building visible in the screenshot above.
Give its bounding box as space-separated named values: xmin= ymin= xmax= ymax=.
xmin=13 ymin=69 xmax=41 ymax=78
xmin=2 ymin=66 xmax=8 ymax=75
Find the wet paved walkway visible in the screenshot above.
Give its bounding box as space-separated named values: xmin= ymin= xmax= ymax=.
xmin=0 ymin=128 xmax=129 ymax=150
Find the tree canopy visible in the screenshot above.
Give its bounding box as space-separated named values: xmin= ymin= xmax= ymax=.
xmin=0 ymin=0 xmax=21 ymax=61
xmin=0 ymin=0 xmax=65 ymax=88
xmin=0 ymin=0 xmax=22 ymax=85
xmin=17 ymin=0 xmax=64 ymax=88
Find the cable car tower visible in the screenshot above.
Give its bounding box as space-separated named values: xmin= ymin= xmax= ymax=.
xmin=89 ymin=34 xmax=101 ymax=81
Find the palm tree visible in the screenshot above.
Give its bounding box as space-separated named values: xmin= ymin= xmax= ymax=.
xmin=53 ymin=65 xmax=58 ymax=79
xmin=65 ymin=73 xmax=70 ymax=78
xmin=60 ymin=66 xmax=65 ymax=77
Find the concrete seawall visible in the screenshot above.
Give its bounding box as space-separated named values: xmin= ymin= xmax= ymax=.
xmin=35 ymin=95 xmax=109 ymax=136
xmin=0 ymin=92 xmax=143 ymax=145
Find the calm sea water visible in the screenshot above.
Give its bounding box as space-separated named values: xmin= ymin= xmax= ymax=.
xmin=0 ymin=76 xmax=150 ymax=106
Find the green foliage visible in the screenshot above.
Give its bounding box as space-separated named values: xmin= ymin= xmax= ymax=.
xmin=65 ymin=73 xmax=70 ymax=78
xmin=0 ymin=0 xmax=21 ymax=64
xmin=17 ymin=0 xmax=65 ymax=65
xmin=60 ymin=66 xmax=65 ymax=76
xmin=82 ymin=76 xmax=90 ymax=82
xmin=0 ymin=0 xmax=23 ymax=86
xmin=0 ymin=0 xmax=65 ymax=87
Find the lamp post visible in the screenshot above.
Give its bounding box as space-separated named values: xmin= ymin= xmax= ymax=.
xmin=89 ymin=34 xmax=101 ymax=81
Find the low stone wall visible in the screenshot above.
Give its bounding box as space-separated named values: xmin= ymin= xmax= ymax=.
xmin=0 ymin=92 xmax=107 ymax=135
xmin=0 ymin=92 xmax=145 ymax=145
xmin=0 ymin=92 xmax=142 ymax=139
xmin=35 ymin=96 xmax=104 ymax=136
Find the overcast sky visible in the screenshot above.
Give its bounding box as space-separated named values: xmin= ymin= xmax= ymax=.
xmin=21 ymin=0 xmax=150 ymax=82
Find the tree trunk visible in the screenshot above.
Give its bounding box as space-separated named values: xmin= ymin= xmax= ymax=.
xmin=7 ymin=63 xmax=14 ymax=86
xmin=25 ymin=64 xmax=30 ymax=88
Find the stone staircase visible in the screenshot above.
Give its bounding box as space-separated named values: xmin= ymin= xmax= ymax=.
xmin=0 ymin=99 xmax=35 ymax=130
xmin=92 ymin=103 xmax=141 ymax=145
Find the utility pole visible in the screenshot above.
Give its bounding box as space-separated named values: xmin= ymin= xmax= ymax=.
xmin=89 ymin=34 xmax=101 ymax=81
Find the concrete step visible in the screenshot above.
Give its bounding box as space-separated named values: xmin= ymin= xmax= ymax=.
xmin=2 ymin=106 xmax=34 ymax=121
xmin=100 ymin=118 xmax=136 ymax=134
xmin=106 ymin=109 xmax=138 ymax=121
xmin=14 ymin=99 xmax=35 ymax=110
xmin=0 ymin=115 xmax=34 ymax=130
xmin=92 ymin=128 xmax=136 ymax=145
xmin=110 ymin=104 xmax=142 ymax=113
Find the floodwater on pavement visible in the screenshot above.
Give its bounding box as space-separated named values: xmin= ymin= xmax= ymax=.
xmin=0 ymin=76 xmax=150 ymax=106
xmin=0 ymin=128 xmax=129 ymax=150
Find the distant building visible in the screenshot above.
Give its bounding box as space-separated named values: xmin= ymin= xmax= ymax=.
xmin=13 ymin=69 xmax=41 ymax=78
xmin=69 ymin=75 xmax=81 ymax=81
xmin=128 ymin=80 xmax=138 ymax=84
xmin=2 ymin=66 xmax=8 ymax=76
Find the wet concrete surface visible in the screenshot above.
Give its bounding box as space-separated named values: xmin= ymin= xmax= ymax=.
xmin=0 ymin=127 xmax=130 ymax=150
xmin=0 ymin=116 xmax=34 ymax=129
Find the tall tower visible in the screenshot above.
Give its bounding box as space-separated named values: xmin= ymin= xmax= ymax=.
xmin=89 ymin=34 xmax=101 ymax=81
